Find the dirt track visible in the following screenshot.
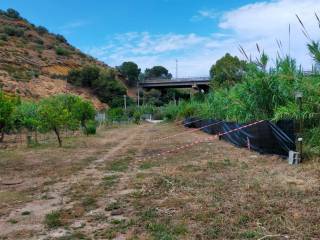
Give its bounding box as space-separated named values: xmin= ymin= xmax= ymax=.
xmin=0 ymin=123 xmax=319 ymax=239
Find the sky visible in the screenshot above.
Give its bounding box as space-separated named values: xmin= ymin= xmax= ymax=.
xmin=1 ymin=0 xmax=320 ymax=77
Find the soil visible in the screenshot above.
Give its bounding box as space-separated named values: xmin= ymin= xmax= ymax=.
xmin=0 ymin=123 xmax=319 ymax=239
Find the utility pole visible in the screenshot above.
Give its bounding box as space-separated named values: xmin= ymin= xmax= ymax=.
xmin=175 ymin=59 xmax=178 ymax=79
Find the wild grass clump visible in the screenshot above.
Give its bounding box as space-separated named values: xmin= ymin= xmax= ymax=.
xmin=44 ymin=210 xmax=62 ymax=228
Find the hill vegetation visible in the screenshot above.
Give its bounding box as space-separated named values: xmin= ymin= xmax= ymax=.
xmin=0 ymin=8 xmax=126 ymax=109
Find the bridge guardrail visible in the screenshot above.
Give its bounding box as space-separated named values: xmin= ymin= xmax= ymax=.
xmin=142 ymin=77 xmax=210 ymax=83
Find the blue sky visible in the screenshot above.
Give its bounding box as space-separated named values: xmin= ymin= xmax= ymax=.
xmin=1 ymin=0 xmax=320 ymax=76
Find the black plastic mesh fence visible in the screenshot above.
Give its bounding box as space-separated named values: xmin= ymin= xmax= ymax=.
xmin=184 ymin=118 xmax=295 ymax=156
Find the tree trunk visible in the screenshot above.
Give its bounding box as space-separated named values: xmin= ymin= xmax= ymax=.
xmin=35 ymin=130 xmax=38 ymax=144
xmin=0 ymin=130 xmax=4 ymax=143
xmin=53 ymin=127 xmax=62 ymax=147
xmin=81 ymin=121 xmax=88 ymax=136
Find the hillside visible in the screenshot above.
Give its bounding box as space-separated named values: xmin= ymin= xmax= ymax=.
xmin=0 ymin=9 xmax=126 ymax=109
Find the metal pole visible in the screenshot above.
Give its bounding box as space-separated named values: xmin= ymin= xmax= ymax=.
xmin=123 ymin=95 xmax=127 ymax=110
xmin=137 ymin=81 xmax=140 ymax=107
xmin=299 ymin=97 xmax=303 ymax=160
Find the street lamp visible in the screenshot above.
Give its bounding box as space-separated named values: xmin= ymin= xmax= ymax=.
xmin=295 ymin=91 xmax=303 ymax=160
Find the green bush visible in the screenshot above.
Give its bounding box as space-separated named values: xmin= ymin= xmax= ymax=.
xmin=35 ymin=38 xmax=44 ymax=45
xmin=107 ymin=108 xmax=126 ymax=122
xmin=55 ymin=47 xmax=70 ymax=56
xmin=163 ymin=103 xmax=179 ymax=121
xmin=56 ymin=34 xmax=67 ymax=43
xmin=44 ymin=211 xmax=62 ymax=229
xmin=84 ymin=120 xmax=97 ymax=135
xmin=133 ymin=110 xmax=142 ymax=124
xmin=5 ymin=8 xmax=21 ymax=19
xmin=3 ymin=26 xmax=24 ymax=37
xmin=35 ymin=26 xmax=48 ymax=35
xmin=0 ymin=33 xmax=8 ymax=41
xmin=67 ymin=69 xmax=82 ymax=86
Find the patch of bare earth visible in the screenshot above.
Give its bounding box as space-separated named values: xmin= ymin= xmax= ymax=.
xmin=0 ymin=123 xmax=319 ymax=239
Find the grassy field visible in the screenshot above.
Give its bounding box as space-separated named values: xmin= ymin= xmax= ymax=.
xmin=0 ymin=123 xmax=319 ymax=240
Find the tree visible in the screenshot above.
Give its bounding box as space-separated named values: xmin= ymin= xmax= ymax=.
xmin=145 ymin=66 xmax=172 ymax=79
xmin=92 ymin=69 xmax=127 ymax=107
xmin=210 ymin=53 xmax=246 ymax=87
xmin=117 ymin=62 xmax=141 ymax=87
xmin=37 ymin=95 xmax=77 ymax=147
xmin=0 ymin=91 xmax=17 ymax=142
xmin=66 ymin=66 xmax=128 ymax=107
xmin=71 ymin=97 xmax=96 ymax=134
xmin=144 ymin=89 xmax=162 ymax=106
xmin=67 ymin=69 xmax=82 ymax=86
xmin=5 ymin=8 xmax=21 ymax=19
xmin=81 ymin=65 xmax=100 ymax=87
xmin=13 ymin=101 xmax=40 ymax=143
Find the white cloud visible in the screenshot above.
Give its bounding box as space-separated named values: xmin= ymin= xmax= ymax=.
xmin=86 ymin=32 xmax=220 ymax=76
xmin=85 ymin=0 xmax=320 ymax=76
xmin=219 ymin=0 xmax=320 ymax=67
xmin=59 ymin=20 xmax=89 ymax=34
xmin=191 ymin=9 xmax=220 ymax=22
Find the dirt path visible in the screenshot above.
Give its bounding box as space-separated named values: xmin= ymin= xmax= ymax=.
xmin=0 ymin=124 xmax=149 ymax=239
xmin=0 ymin=122 xmax=319 ymax=240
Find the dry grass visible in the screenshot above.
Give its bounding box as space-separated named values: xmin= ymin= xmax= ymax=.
xmin=0 ymin=123 xmax=319 ymax=239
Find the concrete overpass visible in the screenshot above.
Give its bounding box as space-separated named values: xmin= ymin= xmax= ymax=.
xmin=140 ymin=77 xmax=211 ymax=92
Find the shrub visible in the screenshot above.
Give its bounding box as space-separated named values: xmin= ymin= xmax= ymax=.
xmin=67 ymin=69 xmax=82 ymax=86
xmin=35 ymin=25 xmax=48 ymax=35
xmin=56 ymin=34 xmax=67 ymax=43
xmin=55 ymin=47 xmax=70 ymax=56
xmin=44 ymin=211 xmax=62 ymax=229
xmin=163 ymin=103 xmax=179 ymax=121
xmin=35 ymin=38 xmax=44 ymax=45
xmin=133 ymin=110 xmax=142 ymax=124
xmin=0 ymin=33 xmax=8 ymax=41
xmin=107 ymin=108 xmax=126 ymax=122
xmin=84 ymin=120 xmax=96 ymax=135
xmin=3 ymin=26 xmax=24 ymax=37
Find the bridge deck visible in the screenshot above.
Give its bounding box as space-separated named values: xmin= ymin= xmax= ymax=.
xmin=140 ymin=77 xmax=210 ymax=89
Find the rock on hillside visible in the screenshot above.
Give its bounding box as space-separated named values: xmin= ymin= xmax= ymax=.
xmin=0 ymin=9 xmax=124 ymax=109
